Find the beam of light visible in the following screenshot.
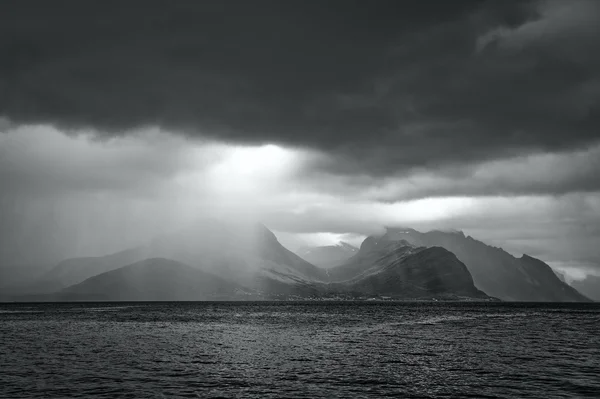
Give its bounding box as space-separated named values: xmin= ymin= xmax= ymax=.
xmin=173 ymin=143 xmax=308 ymax=221
xmin=208 ymin=144 xmax=295 ymax=194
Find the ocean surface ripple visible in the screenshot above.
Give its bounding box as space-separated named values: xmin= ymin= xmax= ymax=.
xmin=1 ymin=302 xmax=599 ymax=398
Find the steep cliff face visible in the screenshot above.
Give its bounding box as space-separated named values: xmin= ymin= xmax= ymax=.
xmin=380 ymin=228 xmax=590 ymax=302
xmin=327 ymin=240 xmax=489 ymax=299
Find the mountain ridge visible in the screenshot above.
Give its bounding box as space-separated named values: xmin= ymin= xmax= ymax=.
xmin=4 ymin=222 xmax=591 ymax=302
xmin=378 ymin=227 xmax=590 ymax=302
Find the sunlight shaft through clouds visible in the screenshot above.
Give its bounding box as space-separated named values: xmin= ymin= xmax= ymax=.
xmin=1 ymin=123 xmax=599 ymax=277
xmin=205 ymin=144 xmax=298 ymax=196
xmin=1 ymin=3 xmax=600 ymax=388
xmin=1 ymin=0 xmax=600 ymax=280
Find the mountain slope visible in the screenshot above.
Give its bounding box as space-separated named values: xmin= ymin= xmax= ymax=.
xmin=379 ymin=228 xmax=590 ymax=302
xmin=296 ymin=242 xmax=359 ymax=268
xmin=327 ymin=239 xmax=489 ymax=299
xmin=62 ymin=258 xmax=243 ymax=301
xmin=135 ymin=219 xmax=328 ymax=287
xmin=33 ymin=247 xmax=150 ymax=292
xmin=554 ymin=270 xmax=568 ymax=283
xmin=570 ymin=275 xmax=600 ymax=301
xmin=34 ymin=219 xmax=327 ymax=293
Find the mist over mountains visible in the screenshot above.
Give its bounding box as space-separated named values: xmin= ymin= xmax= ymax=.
xmin=62 ymin=258 xmax=244 ymax=301
xmin=296 ymin=242 xmax=358 ymax=268
xmin=570 ymin=276 xmax=600 ymax=301
xmin=5 ymin=219 xmax=327 ymax=298
xmin=0 ymin=219 xmax=592 ymax=302
xmin=1 ymin=0 xmax=599 ymax=306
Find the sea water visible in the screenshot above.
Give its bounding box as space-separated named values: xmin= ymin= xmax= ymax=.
xmin=1 ymin=302 xmax=599 ymax=398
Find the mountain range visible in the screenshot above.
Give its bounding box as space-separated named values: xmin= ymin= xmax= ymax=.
xmin=324 ymin=239 xmax=488 ymax=299
xmin=296 ymin=242 xmax=358 ymax=268
xmin=376 ymin=228 xmax=589 ymax=302
xmin=0 ymin=220 xmax=593 ymax=302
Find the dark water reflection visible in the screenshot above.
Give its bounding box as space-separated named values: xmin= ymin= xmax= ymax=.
xmin=1 ymin=302 xmax=599 ymax=398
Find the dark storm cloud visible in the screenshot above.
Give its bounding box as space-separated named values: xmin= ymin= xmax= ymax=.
xmin=2 ymin=0 xmax=599 ymax=179
xmin=0 ymin=126 xmax=199 ymax=198
xmin=297 ymin=144 xmax=600 ymax=202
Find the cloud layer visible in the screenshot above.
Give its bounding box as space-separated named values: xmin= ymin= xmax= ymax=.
xmin=1 ymin=125 xmax=599 ymax=278
xmin=1 ymin=1 xmax=599 ymax=278
xmin=1 ymin=0 xmax=599 ymax=178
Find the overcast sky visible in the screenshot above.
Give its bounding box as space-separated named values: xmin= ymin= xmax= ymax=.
xmin=1 ymin=0 xmax=599 ymax=278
